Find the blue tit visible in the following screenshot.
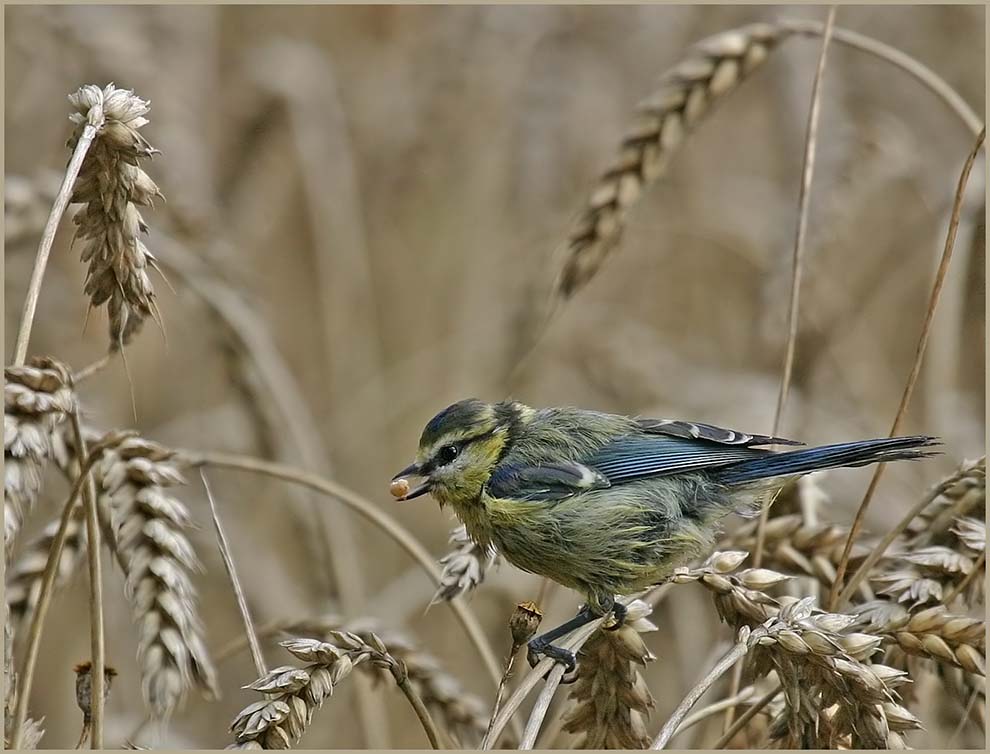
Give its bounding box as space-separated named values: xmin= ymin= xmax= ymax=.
xmin=391 ymin=399 xmax=937 ymax=670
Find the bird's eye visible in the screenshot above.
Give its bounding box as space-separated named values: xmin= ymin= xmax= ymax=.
xmin=438 ymin=444 xmax=459 ymax=465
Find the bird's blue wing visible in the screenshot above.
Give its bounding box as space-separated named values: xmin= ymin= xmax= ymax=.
xmin=487 ymin=434 xmax=774 ymax=501
xmin=586 ymin=434 xmax=769 ymax=484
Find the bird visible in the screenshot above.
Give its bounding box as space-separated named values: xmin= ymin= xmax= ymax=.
xmin=390 ymin=398 xmax=938 ymax=671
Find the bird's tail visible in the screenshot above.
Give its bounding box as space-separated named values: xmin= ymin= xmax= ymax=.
xmin=716 ymin=435 xmax=940 ymax=485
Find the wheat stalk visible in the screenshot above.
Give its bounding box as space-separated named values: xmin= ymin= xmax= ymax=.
xmin=4 ymin=357 xmax=74 ymax=558
xmin=9 ymin=428 xmax=127 ymax=750
xmin=831 ymin=126 xmax=986 ymax=609
xmin=67 ymin=83 xmax=164 ymax=349
xmin=4 ymin=605 xmax=44 ymax=750
xmin=562 ymin=599 xmax=657 ymax=748
xmin=229 ymin=635 xmax=441 ymax=749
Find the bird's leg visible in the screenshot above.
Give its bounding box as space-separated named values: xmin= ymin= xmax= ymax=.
xmin=526 ymin=605 xmax=596 ymax=672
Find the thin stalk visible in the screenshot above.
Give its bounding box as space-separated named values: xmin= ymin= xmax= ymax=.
xmin=743 ymin=7 xmax=836 ymax=732
xmin=779 ymin=19 xmax=984 ymax=138
xmin=653 ymin=632 xmax=753 ymax=749
xmin=200 ymin=469 xmax=266 ymax=677
xmin=674 ymin=685 xmax=757 ymax=738
xmin=830 ymin=126 xmax=986 ymax=610
xmin=835 ymin=473 xmax=962 ymax=610
xmin=481 ymin=615 xmax=605 ymax=749
xmin=72 ymin=354 xmax=114 ymax=383
xmin=13 ymin=121 xmax=102 ymax=365
xmin=714 ymin=683 xmax=781 ymax=749
xmin=390 ymin=665 xmax=443 ymax=750
xmin=484 ymin=653 xmax=517 ymax=743
xmin=519 ymin=663 xmax=567 ymax=750
xmin=70 ymin=412 xmax=106 ymax=749
xmin=187 ymin=450 xmax=503 ymax=691
xmin=755 ymin=6 xmax=837 ymax=569
xmin=10 ymin=437 xmax=114 ymax=749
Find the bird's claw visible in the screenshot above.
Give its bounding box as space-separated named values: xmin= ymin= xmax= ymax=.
xmin=527 ymin=638 xmax=577 ymax=673
xmin=603 ymin=601 xmax=627 ymax=632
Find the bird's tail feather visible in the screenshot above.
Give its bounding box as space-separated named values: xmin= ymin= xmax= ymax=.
xmin=717 ymin=435 xmax=940 ymax=485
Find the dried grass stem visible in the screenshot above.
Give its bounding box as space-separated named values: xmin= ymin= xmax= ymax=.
xmin=70 ymin=412 xmax=107 ymax=749
xmin=830 ymin=126 xmax=986 ymax=609
xmin=188 ymin=450 xmax=503 ymax=691
xmin=200 ymin=469 xmax=266 ymax=677
xmin=13 ymin=123 xmax=101 ymax=366
xmin=779 ymin=18 xmax=984 ymax=137
xmin=10 ymin=432 xmax=118 ymax=749
xmin=652 ymin=629 xmax=754 ymax=749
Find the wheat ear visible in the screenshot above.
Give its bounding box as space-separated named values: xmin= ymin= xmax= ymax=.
xmin=91 ymin=434 xmax=219 ymax=718
xmin=563 ymin=599 xmax=657 ymax=748
xmin=229 ymin=635 xmax=441 ymax=749
xmin=216 ymin=614 xmax=489 ymax=746
xmin=4 ymin=358 xmax=74 ymax=557
xmin=68 ymin=84 xmax=165 ymax=349
xmin=555 ymin=22 xmax=787 ymax=301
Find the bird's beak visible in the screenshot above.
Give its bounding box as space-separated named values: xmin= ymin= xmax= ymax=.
xmin=390 ymin=462 xmax=431 ymax=501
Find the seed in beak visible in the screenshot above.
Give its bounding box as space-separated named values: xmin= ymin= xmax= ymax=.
xmin=390 ymin=478 xmax=411 ymax=499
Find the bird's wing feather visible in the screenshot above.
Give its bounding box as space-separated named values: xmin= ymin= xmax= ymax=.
xmin=586 ymin=435 xmax=768 ymax=484
xmin=487 ymin=461 xmax=611 ymax=502
xmin=488 ymin=435 xmax=772 ymax=501
xmin=635 ymin=418 xmax=803 ymax=447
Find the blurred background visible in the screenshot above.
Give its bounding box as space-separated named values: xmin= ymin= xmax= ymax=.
xmin=4 ymin=4 xmax=985 ymax=749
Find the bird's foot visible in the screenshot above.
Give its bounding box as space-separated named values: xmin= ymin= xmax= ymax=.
xmin=527 ymin=637 xmax=577 ymax=673
xmin=603 ymin=601 xmax=627 ymax=632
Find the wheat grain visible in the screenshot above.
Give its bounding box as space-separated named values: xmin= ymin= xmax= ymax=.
xmin=729 ymin=513 xmax=871 ymax=594
xmin=908 ymin=458 xmax=986 ymax=548
xmin=670 ymin=551 xmax=790 ymax=625
xmin=562 ymin=599 xmax=657 ymax=748
xmin=871 ymin=459 xmax=986 ymax=609
xmin=4 ymin=357 xmax=74 ymax=558
xmin=67 ymin=83 xmax=164 ymax=349
xmin=5 ymin=507 xmax=86 ymax=630
xmin=433 ymin=524 xmax=499 ymax=603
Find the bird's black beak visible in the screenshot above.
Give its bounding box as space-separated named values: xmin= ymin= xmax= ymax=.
xmin=390 ymin=462 xmax=431 ymax=501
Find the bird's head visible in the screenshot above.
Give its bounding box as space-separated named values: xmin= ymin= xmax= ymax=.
xmin=391 ymin=398 xmax=521 ymax=507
